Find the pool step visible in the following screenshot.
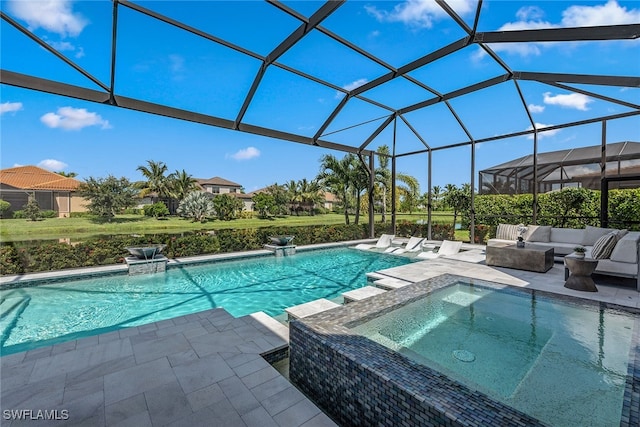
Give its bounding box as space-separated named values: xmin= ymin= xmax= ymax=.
xmin=366 ymin=272 xmax=389 ymax=282
xmin=285 ymin=298 xmax=341 ymax=321
xmin=342 ymin=286 xmax=387 ymax=303
xmin=373 ymin=277 xmax=413 ymax=290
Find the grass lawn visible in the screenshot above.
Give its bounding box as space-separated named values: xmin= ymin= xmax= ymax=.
xmin=0 ymin=212 xmax=468 ymax=242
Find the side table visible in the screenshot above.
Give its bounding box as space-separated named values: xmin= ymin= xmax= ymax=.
xmin=564 ymin=255 xmax=599 ymax=292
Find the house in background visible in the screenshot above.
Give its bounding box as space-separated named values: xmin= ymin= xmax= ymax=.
xmin=0 ymin=165 xmax=87 ymax=217
xmin=197 ymin=176 xmax=242 ymax=195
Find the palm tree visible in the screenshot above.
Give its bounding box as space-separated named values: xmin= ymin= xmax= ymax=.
xmin=298 ymin=178 xmax=323 ymax=215
xmin=136 ymin=160 xmax=170 ymax=204
xmin=432 ymin=185 xmax=442 ymax=211
xmin=350 ymin=155 xmax=371 ymax=225
xmin=284 ymin=180 xmax=301 ymax=215
xmin=318 ymin=154 xmax=354 ymax=224
xmin=56 ymin=171 xmax=78 ymax=178
xmin=168 ymin=169 xmax=198 ymax=202
xmin=376 ymin=145 xmax=391 ymax=222
xmin=397 ymin=173 xmax=420 ymax=213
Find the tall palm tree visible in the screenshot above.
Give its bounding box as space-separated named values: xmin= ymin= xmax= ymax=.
xmin=168 ymin=169 xmax=198 ymax=202
xmin=376 ymin=145 xmax=391 ymax=222
xmin=136 ymin=160 xmax=170 ymax=203
xmin=318 ymin=154 xmax=354 ymax=224
xmin=396 ymin=173 xmax=420 ymax=213
xmin=351 ymin=155 xmax=371 ymax=225
xmin=284 ymin=180 xmax=301 ymax=215
xmin=298 ymin=178 xmax=323 ymax=215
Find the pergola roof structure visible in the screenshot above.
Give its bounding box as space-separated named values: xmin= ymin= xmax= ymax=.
xmin=2 ymin=0 xmax=639 ymax=235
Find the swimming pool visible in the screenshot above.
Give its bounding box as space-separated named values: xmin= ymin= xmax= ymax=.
xmin=289 ymin=274 xmax=640 ymax=427
xmin=0 ymin=247 xmax=411 ymax=355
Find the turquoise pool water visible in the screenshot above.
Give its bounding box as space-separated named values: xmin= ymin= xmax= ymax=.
xmin=352 ymin=282 xmax=637 ymax=427
xmin=0 ymin=248 xmax=411 ymax=354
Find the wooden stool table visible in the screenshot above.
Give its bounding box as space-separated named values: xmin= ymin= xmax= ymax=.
xmin=564 ymin=255 xmax=599 ymax=292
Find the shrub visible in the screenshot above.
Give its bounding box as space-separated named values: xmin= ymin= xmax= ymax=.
xmin=122 ymin=208 xmax=143 ymax=215
xmin=0 ymin=200 xmax=11 ymax=219
xmin=143 ymin=202 xmax=170 ymax=218
xmin=0 ymin=244 xmax=23 ymax=275
xmin=40 ymin=210 xmax=57 ymax=219
xmin=473 ymin=224 xmax=490 ymax=244
xmin=23 ymin=196 xmax=41 ymax=221
xmin=11 ymin=210 xmax=25 ymax=219
xmin=177 ymin=192 xmax=214 ymax=222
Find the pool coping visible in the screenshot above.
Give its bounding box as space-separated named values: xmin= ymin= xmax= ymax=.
xmin=288 ymin=273 xmax=640 ymax=427
xmin=0 ymin=239 xmax=377 ymax=288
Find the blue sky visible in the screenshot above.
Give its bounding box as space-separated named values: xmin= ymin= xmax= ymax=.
xmin=1 ymin=0 xmax=639 ymax=193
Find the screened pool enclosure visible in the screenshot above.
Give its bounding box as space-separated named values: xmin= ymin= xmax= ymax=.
xmin=2 ymin=0 xmax=639 ymax=240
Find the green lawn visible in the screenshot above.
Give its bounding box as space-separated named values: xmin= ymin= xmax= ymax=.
xmin=0 ymin=212 xmax=467 ymax=242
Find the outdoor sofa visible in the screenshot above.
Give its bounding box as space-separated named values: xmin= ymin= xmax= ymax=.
xmin=487 ymin=224 xmax=640 ymax=291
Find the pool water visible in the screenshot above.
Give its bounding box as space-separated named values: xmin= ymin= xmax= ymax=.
xmin=352 ymin=282 xmax=637 ymax=427
xmin=0 ymin=248 xmax=411 ymax=354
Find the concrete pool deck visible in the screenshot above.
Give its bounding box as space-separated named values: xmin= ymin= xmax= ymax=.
xmin=1 ymin=241 xmax=639 ymax=426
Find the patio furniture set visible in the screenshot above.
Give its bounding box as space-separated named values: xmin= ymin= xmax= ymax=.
xmin=487 ymin=224 xmax=640 ymax=292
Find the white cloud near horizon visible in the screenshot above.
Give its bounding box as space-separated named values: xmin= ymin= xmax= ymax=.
xmin=481 ymin=1 xmax=640 ymax=58
xmin=543 ymin=92 xmax=593 ymax=111
xmin=40 ymin=106 xmax=111 ymax=130
xmin=528 ymin=104 xmax=545 ymax=113
xmin=8 ymin=0 xmax=88 ymax=37
xmin=526 ymin=123 xmax=561 ymax=139
xmin=230 ymin=147 xmax=260 ymax=161
xmin=38 ymin=159 xmax=68 ymax=172
xmin=1 ymin=102 xmax=23 ymax=115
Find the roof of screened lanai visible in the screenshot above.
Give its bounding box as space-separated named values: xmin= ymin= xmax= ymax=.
xmin=1 ymin=1 xmax=639 ymax=160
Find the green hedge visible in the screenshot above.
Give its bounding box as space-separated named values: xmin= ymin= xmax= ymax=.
xmin=0 ymin=223 xmax=374 ymax=274
xmin=474 ymin=188 xmax=640 ymax=235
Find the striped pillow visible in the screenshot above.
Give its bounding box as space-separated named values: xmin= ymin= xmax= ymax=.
xmin=496 ymin=224 xmax=519 ymax=240
xmin=591 ymin=231 xmax=618 ymax=259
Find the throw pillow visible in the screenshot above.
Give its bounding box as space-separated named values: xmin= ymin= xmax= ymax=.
xmin=591 ymin=231 xmax=618 ymax=259
xmin=526 ymin=225 xmax=551 ymax=242
xmin=496 ymin=224 xmax=519 ymax=241
xmin=615 ymin=229 xmax=629 ymax=241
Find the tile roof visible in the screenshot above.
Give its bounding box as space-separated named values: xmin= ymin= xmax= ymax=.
xmin=196 ymin=176 xmax=242 ymax=187
xmin=0 ymin=166 xmax=81 ymax=191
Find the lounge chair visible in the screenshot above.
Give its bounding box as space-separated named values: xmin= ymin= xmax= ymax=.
xmin=416 ymin=240 xmax=462 ymax=259
xmin=391 ymin=236 xmax=424 ymax=254
xmin=355 ymin=234 xmax=395 ymax=250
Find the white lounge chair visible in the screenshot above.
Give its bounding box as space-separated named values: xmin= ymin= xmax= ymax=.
xmin=416 ymin=240 xmax=462 ymax=259
xmin=355 ymin=234 xmax=395 ymax=250
xmin=391 ymin=236 xmax=424 ymax=254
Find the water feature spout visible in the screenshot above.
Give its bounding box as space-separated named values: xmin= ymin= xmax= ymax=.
xmin=126 ymin=245 xmax=166 ymax=260
xmin=268 ymin=236 xmax=295 ymax=246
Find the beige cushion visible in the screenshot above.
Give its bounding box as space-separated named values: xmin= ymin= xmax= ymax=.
xmin=526 ymin=225 xmax=551 ymax=242
xmin=591 ymin=232 xmax=618 ymax=259
xmin=550 ymin=228 xmax=584 ymax=245
xmin=581 ymin=225 xmax=617 ymax=246
xmin=496 ymin=224 xmax=519 ymax=240
xmin=609 ymin=232 xmax=639 ymax=264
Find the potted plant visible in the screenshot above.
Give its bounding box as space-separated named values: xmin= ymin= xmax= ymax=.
xmin=516 ymin=224 xmax=528 ymax=247
xmin=573 ymin=246 xmax=587 ymax=258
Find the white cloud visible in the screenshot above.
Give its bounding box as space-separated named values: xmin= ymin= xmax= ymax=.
xmin=13 ymin=163 xmax=24 ymax=168
xmin=528 ymin=104 xmax=545 ymax=113
xmin=562 ymin=0 xmax=640 ymax=27
xmin=230 ymin=147 xmax=260 ymax=161
xmin=526 ymin=123 xmax=561 ymax=139
xmin=336 ymin=78 xmax=369 ymax=98
xmin=484 ymin=1 xmax=640 ymax=58
xmin=1 ymin=102 xmax=23 ymax=115
xmin=543 ymin=92 xmax=593 ymax=111
xmin=38 ymin=159 xmax=68 ymax=172
xmin=8 ymin=0 xmax=88 ymax=37
xmin=516 ymin=6 xmax=545 ymax=21
xmin=40 ymin=106 xmax=111 ymax=130
xmin=365 ymin=0 xmax=474 ymax=29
